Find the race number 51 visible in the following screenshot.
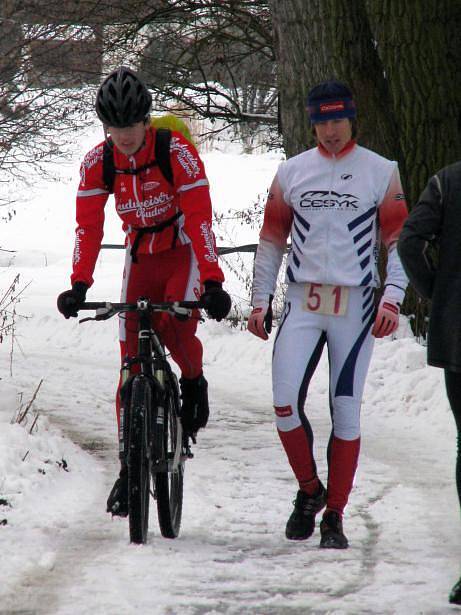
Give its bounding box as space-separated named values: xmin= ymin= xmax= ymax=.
xmin=304 ymin=283 xmax=349 ymax=316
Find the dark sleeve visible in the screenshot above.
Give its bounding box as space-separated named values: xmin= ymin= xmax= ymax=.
xmin=397 ymin=175 xmax=443 ymax=300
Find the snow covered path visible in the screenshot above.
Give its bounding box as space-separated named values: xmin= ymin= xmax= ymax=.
xmin=1 ymin=311 xmax=459 ymax=614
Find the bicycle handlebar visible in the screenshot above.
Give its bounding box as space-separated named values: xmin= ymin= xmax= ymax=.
xmin=79 ymin=299 xmax=205 ymax=323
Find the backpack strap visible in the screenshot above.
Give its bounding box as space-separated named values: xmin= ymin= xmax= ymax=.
xmin=154 ymin=128 xmax=173 ymax=185
xmin=101 ymin=128 xmax=173 ymax=194
xmin=102 ymin=141 xmax=116 ymax=194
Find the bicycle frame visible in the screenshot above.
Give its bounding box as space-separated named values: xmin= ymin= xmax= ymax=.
xmin=135 ymin=299 xmax=163 ymax=376
xmin=127 ymin=299 xmax=187 ymax=472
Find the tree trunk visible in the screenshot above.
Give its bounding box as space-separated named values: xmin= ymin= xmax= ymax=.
xmin=365 ymin=1 xmax=461 ymax=335
xmin=365 ymin=0 xmax=461 ymax=206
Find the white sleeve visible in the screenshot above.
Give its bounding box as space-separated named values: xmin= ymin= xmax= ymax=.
xmin=251 ymin=239 xmax=285 ymax=308
xmin=383 ymin=244 xmax=408 ymax=304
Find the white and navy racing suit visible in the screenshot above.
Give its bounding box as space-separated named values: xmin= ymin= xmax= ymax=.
xmin=251 ymin=140 xmax=408 ymax=514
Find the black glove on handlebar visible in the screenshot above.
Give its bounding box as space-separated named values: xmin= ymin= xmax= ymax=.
xmin=57 ymin=282 xmax=88 ymax=319
xmin=200 ymin=280 xmax=232 ymax=322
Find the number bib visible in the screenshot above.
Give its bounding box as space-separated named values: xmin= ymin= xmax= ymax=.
xmin=303 ymin=283 xmax=349 ymax=316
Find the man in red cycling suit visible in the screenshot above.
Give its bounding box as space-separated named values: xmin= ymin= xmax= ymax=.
xmin=57 ymin=66 xmax=231 ymax=515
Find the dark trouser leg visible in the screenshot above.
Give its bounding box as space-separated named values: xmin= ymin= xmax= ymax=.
xmin=444 ymin=370 xmax=461 ymax=510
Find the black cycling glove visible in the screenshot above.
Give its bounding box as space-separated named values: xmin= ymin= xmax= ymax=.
xmin=200 ymin=280 xmax=232 ymax=322
xmin=57 ymin=282 xmax=88 ymax=319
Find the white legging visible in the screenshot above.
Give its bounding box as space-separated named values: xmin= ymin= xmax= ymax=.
xmin=272 ymin=283 xmax=375 ymax=440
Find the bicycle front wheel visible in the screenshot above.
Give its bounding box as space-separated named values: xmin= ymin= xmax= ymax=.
xmin=128 ymin=376 xmax=152 ymax=544
xmin=155 ymin=375 xmax=184 ymax=538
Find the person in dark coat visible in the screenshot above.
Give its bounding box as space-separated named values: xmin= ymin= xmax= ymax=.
xmin=398 ymin=160 xmax=461 ymax=605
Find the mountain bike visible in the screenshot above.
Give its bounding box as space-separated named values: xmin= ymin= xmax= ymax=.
xmin=80 ymin=297 xmax=203 ymax=544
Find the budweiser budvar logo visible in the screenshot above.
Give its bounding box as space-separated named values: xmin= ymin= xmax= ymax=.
xmin=72 ymin=228 xmax=85 ymax=264
xmin=200 ymin=221 xmax=218 ymax=262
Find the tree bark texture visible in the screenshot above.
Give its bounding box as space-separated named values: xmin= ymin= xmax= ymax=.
xmin=368 ymin=0 xmax=461 ymax=334
xmin=365 ymin=0 xmax=461 ymax=205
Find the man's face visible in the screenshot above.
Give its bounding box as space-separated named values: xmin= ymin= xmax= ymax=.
xmin=108 ymin=121 xmax=147 ymax=156
xmin=314 ymin=118 xmax=352 ymax=155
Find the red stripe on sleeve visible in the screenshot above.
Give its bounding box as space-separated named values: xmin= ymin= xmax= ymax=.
xmin=260 ymin=177 xmax=293 ymax=248
xmin=379 ymin=168 xmax=408 ymax=248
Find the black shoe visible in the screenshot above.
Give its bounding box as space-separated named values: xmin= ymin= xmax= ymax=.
xmin=179 ymin=373 xmax=209 ymax=434
xmin=106 ymin=468 xmax=128 ymax=517
xmin=285 ymin=482 xmax=327 ymax=540
xmin=319 ymin=510 xmax=348 ymax=549
xmin=449 ymin=576 xmax=461 ymax=604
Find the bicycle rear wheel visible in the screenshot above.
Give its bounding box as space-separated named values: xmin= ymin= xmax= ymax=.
xmin=127 ymin=376 xmax=152 ymax=544
xmin=155 ymin=374 xmax=184 ymax=538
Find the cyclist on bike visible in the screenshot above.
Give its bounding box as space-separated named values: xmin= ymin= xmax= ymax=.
xmin=248 ymin=80 xmax=408 ymax=548
xmin=57 ymin=66 xmax=231 ymax=516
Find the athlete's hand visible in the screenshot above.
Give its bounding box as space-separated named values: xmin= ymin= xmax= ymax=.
xmin=57 ymin=282 xmax=88 ymax=319
xmin=248 ymin=296 xmax=273 ymax=340
xmin=200 ymin=281 xmax=232 ymax=322
xmin=372 ymin=297 xmax=400 ymax=338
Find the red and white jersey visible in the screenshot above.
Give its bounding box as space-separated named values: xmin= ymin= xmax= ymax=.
xmin=252 ymin=141 xmax=409 ymax=307
xmin=71 ymin=127 xmax=224 ymax=287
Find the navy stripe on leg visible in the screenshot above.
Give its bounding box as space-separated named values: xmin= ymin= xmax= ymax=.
xmin=335 ymin=313 xmax=375 ymax=397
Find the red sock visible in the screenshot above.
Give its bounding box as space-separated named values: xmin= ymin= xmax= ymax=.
xmin=327 ymin=436 xmax=360 ymax=514
xmin=277 ymin=425 xmax=318 ymax=494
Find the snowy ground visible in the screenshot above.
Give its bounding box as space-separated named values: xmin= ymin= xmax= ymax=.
xmin=0 ymin=126 xmax=460 ymax=614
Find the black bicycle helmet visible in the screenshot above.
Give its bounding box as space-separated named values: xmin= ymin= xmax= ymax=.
xmin=95 ymin=66 xmax=152 ymax=127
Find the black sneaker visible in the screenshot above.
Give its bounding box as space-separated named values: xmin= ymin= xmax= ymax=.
xmin=179 ymin=373 xmax=209 ymax=433
xmin=319 ymin=510 xmax=348 ymax=549
xmin=449 ymin=576 xmax=461 ymax=605
xmin=106 ymin=468 xmax=128 ymax=517
xmin=285 ymin=482 xmax=327 ymax=540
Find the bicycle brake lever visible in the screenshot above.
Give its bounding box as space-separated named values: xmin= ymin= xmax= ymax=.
xmin=79 ymin=306 xmax=115 ymax=324
xmin=94 ymin=307 xmax=115 ymax=320
xmin=79 ymin=316 xmax=95 ymax=324
xmin=173 ymin=306 xmax=192 ymax=321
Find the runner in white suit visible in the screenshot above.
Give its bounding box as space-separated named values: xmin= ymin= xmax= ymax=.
xmin=248 ymin=80 xmax=408 ymax=548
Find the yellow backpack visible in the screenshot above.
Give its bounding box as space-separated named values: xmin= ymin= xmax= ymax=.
xmin=150 ymin=114 xmax=195 ymax=146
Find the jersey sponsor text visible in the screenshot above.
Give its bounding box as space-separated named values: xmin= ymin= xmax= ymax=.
xmin=200 ymin=221 xmax=218 ymax=262
xmin=299 ymin=190 xmax=359 ymax=210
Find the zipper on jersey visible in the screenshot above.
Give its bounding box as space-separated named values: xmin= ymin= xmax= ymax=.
xmin=325 ymin=154 xmax=337 ymax=281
